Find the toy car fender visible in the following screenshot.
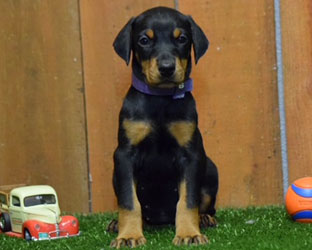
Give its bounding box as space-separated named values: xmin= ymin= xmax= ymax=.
xmin=22 ymin=216 xmax=80 ymax=241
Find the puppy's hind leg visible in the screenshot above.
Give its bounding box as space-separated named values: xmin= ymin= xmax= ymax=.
xmin=199 ymin=157 xmax=218 ymax=228
xmin=107 ymin=219 xmax=118 ymax=233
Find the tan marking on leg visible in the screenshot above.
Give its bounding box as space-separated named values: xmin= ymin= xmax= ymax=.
xmin=146 ymin=29 xmax=154 ymax=39
xmin=173 ymin=28 xmax=182 ymax=39
xmin=168 ymin=121 xmax=196 ymax=147
xmin=110 ymin=183 xmax=146 ymax=248
xmin=173 ymin=181 xmax=208 ymax=245
xmin=174 ymin=58 xmax=188 ymax=83
xmin=141 ymin=58 xmax=161 ymax=85
xmin=122 ymin=119 xmax=152 ymax=145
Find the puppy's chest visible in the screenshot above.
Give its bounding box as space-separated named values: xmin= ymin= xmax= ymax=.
xmin=121 ymin=91 xmax=198 ymax=147
xmin=122 ymin=119 xmax=196 ymax=147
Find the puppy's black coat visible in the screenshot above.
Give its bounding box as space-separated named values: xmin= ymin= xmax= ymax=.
xmin=109 ymin=7 xmax=218 ymax=248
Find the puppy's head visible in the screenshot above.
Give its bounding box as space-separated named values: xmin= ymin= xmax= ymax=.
xmin=113 ymin=7 xmax=208 ymax=88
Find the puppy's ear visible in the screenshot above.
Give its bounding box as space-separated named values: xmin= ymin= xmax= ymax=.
xmin=188 ymin=16 xmax=209 ymax=64
xmin=113 ymin=17 xmax=135 ymax=65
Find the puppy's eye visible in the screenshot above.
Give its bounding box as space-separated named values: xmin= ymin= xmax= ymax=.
xmin=138 ymin=36 xmax=150 ymax=46
xmin=176 ymin=34 xmax=188 ymax=44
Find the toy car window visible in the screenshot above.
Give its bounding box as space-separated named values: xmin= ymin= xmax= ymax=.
xmin=0 ymin=193 xmax=7 ymax=205
xmin=24 ymin=194 xmax=56 ymax=207
xmin=12 ymin=196 xmax=21 ymax=207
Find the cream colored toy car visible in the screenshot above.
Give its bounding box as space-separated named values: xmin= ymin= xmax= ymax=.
xmin=0 ymin=185 xmax=80 ymax=241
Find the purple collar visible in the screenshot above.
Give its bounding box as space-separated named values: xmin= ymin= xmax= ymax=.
xmin=132 ymin=74 xmax=193 ymax=99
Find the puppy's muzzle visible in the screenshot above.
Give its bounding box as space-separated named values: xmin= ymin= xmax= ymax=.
xmin=157 ymin=57 xmax=176 ymax=78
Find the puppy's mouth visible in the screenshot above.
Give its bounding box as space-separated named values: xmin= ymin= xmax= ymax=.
xmin=141 ymin=57 xmax=188 ymax=88
xmin=155 ymin=81 xmax=178 ymax=88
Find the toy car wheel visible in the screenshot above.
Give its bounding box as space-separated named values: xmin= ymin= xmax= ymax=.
xmin=24 ymin=229 xmax=32 ymax=241
xmin=0 ymin=212 xmax=11 ymax=232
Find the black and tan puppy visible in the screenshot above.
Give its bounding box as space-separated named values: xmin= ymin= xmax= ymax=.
xmin=109 ymin=6 xmax=218 ymax=248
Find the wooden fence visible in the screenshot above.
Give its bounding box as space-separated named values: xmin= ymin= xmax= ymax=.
xmin=0 ymin=0 xmax=311 ymax=213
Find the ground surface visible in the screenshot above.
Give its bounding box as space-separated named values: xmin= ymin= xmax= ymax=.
xmin=1 ymin=206 xmax=311 ymax=250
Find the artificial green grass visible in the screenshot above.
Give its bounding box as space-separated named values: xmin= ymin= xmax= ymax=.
xmin=1 ymin=206 xmax=312 ymax=250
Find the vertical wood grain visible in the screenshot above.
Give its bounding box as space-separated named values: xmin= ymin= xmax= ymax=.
xmin=179 ymin=0 xmax=283 ymax=206
xmin=0 ymin=0 xmax=89 ymax=212
xmin=80 ymin=0 xmax=175 ymax=212
xmin=281 ymin=1 xmax=312 ymax=183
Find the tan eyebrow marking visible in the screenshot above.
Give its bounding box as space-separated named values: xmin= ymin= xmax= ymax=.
xmin=146 ymin=29 xmax=154 ymax=39
xmin=173 ymin=28 xmax=182 ymax=39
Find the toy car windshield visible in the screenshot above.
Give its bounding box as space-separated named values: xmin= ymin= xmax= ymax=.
xmin=24 ymin=195 xmax=56 ymax=207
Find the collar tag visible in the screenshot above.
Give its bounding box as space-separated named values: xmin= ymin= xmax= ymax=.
xmin=178 ymin=83 xmax=184 ymax=89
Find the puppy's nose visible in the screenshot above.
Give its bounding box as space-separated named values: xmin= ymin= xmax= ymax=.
xmin=158 ymin=59 xmax=176 ymax=78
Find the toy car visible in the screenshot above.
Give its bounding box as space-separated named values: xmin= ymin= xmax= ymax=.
xmin=0 ymin=185 xmax=80 ymax=241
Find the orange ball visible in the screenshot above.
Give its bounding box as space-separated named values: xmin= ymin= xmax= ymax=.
xmin=285 ymin=177 xmax=312 ymax=223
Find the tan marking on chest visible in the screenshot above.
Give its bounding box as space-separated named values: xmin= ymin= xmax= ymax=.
xmin=168 ymin=121 xmax=196 ymax=147
xmin=123 ymin=119 xmax=152 ymax=145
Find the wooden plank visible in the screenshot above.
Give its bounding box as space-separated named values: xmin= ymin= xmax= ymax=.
xmin=0 ymin=184 xmax=26 ymax=193
xmin=281 ymin=1 xmax=312 ymax=183
xmin=0 ymin=0 xmax=89 ymax=212
xmin=179 ymin=0 xmax=283 ymax=206
xmin=80 ymin=0 xmax=175 ymax=212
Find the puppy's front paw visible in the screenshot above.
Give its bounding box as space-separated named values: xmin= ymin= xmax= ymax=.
xmin=110 ymin=237 xmax=146 ymax=248
xmin=173 ymin=234 xmax=209 ymax=246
